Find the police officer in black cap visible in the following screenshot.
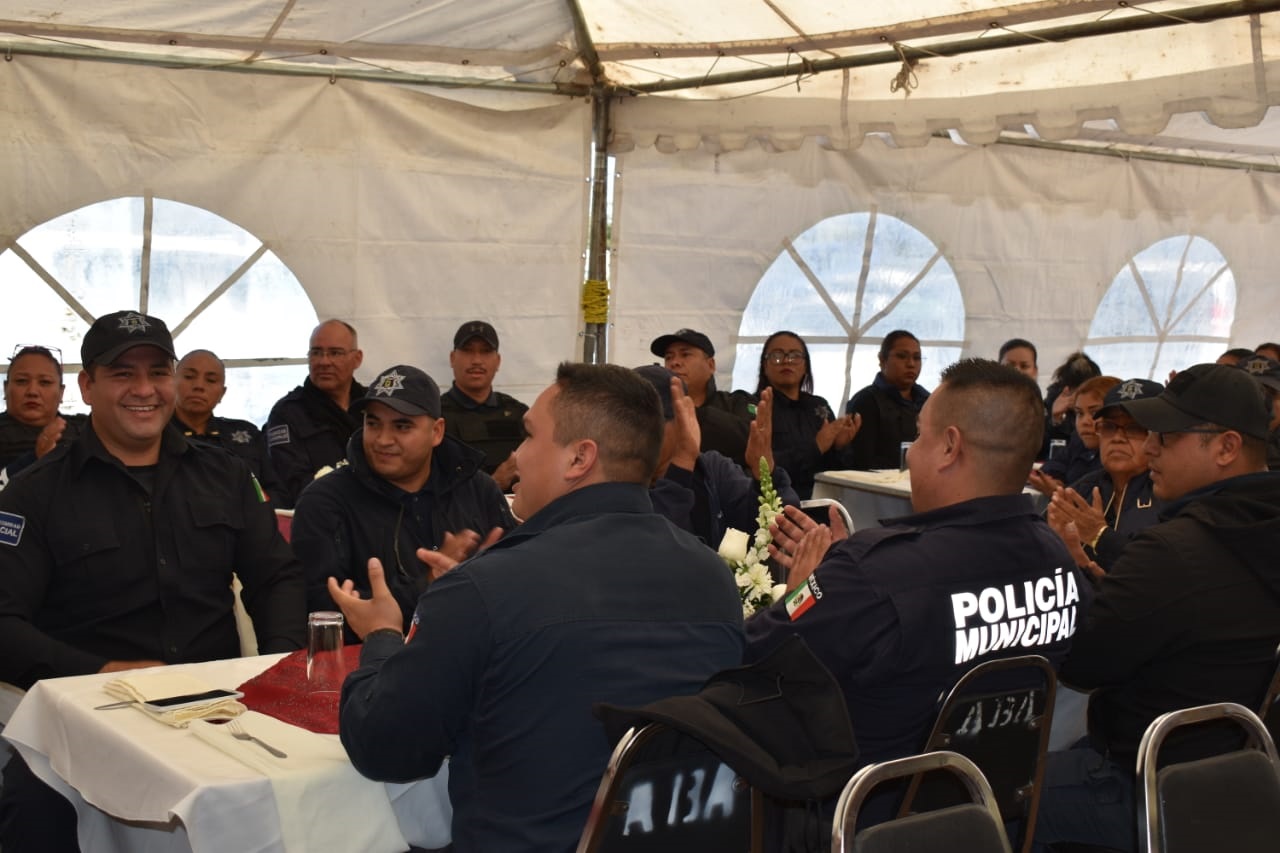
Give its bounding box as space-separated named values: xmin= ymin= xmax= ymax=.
xmin=1237 ymin=352 xmax=1280 ymax=469
xmin=651 ymin=328 xmax=754 ymax=468
xmin=292 ymin=364 xmax=515 ymax=636
xmin=1036 ymin=363 xmax=1280 ymax=852
xmin=0 ymin=310 xmax=306 ymax=852
xmin=441 ymin=320 xmax=528 ymax=491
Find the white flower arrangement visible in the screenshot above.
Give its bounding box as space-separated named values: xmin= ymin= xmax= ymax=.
xmin=718 ymin=458 xmax=788 ymax=619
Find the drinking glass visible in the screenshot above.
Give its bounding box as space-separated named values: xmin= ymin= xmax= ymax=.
xmin=307 ymin=611 xmax=344 ymax=693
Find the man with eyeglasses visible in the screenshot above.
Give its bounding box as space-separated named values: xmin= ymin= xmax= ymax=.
xmin=1034 ymin=363 xmax=1280 ymax=853
xmin=265 ymin=319 xmax=368 ymax=507
xmin=291 ymin=365 xmax=515 ymax=639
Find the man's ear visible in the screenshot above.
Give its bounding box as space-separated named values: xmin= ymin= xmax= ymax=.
xmin=78 ymin=369 xmax=93 ymax=405
xmin=939 ymin=424 xmax=962 ymax=469
xmin=1215 ymin=430 xmax=1245 ymax=468
xmin=565 ymin=438 xmax=599 ymax=481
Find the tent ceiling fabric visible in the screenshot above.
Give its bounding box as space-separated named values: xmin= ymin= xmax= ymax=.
xmin=3 ymin=1 xmax=1280 ymax=159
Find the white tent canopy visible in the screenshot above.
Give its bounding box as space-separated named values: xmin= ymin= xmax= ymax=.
xmin=2 ymin=1 xmax=1280 ymax=416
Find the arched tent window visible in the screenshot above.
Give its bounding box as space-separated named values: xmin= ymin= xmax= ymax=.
xmin=732 ymin=210 xmax=964 ymax=407
xmin=1085 ymin=235 xmax=1236 ymax=379
xmin=0 ymin=196 xmax=316 ymax=426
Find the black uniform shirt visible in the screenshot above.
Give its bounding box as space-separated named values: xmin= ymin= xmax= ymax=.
xmin=440 ymin=385 xmax=528 ymax=476
xmin=0 ymin=422 xmax=306 ymax=687
xmin=265 ymin=377 xmax=367 ymax=507
xmin=173 ymin=413 xmax=284 ymax=502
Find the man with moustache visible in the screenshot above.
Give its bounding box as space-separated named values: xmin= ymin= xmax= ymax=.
xmin=0 ymin=310 xmax=305 ymax=852
xmin=1034 ymin=364 xmax=1280 ymax=853
xmin=440 ymin=321 xmax=527 ymax=492
xmin=265 ymin=319 xmax=367 ymax=506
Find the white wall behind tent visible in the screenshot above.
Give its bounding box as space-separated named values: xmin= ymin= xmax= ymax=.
xmin=3 ymin=51 xmax=1280 ymax=422
xmin=610 ymin=131 xmax=1280 ymax=406
xmin=0 ymin=55 xmax=591 ymax=421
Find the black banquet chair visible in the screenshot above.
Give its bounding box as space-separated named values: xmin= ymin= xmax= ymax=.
xmin=832 ymin=750 xmax=1012 ymax=853
xmin=898 ymin=654 xmax=1056 ymax=853
xmin=1137 ymin=701 xmax=1280 ymax=853
xmin=576 ymin=722 xmax=762 ymax=853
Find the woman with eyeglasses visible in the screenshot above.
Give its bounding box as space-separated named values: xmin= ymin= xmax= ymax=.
xmin=0 ymin=345 xmax=86 ymax=473
xmin=753 ymin=330 xmax=860 ymax=499
xmin=1048 ymin=378 xmax=1167 ymax=577
xmin=1029 ymin=374 xmax=1117 ymax=497
xmin=844 ymin=330 xmax=930 ymax=470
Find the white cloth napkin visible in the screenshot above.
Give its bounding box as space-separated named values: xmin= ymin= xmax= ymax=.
xmin=104 ymin=671 xmax=245 ymax=727
xmin=191 ymin=712 xmax=408 ymax=853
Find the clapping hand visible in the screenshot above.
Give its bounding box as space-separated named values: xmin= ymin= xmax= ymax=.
xmin=768 ymin=504 xmax=850 ymax=592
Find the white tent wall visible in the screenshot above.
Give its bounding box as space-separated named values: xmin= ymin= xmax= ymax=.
xmin=610 ymin=132 xmax=1280 ymax=405
xmin=0 ymin=54 xmax=592 ymax=404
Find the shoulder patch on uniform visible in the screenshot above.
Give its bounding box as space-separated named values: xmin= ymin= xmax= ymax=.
xmin=0 ymin=511 xmax=25 ymax=546
xmin=785 ymin=576 xmax=823 ymax=620
xmin=267 ymin=424 xmax=290 ymax=447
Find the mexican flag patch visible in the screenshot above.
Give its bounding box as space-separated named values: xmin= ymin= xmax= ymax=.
xmin=785 ymin=576 xmax=822 ymax=621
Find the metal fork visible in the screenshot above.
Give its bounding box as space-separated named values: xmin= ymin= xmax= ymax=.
xmin=225 ymin=719 xmax=288 ymax=758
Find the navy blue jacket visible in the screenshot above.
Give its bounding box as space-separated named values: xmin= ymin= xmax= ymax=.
xmin=339 ymin=482 xmax=745 ymax=853
xmin=291 ymin=429 xmax=515 ymax=631
xmin=265 ymin=377 xmax=367 ymax=508
xmin=651 ymin=450 xmax=800 ymax=547
xmin=768 ymin=390 xmax=846 ymax=500
xmin=844 ymin=373 xmax=929 ymax=471
xmin=1067 ymin=468 xmax=1163 ymax=570
xmin=747 ymin=493 xmax=1086 ymax=768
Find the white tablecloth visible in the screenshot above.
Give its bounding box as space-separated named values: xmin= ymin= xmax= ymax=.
xmin=813 ymin=469 xmax=1047 ymax=530
xmin=2 ymin=654 xmax=452 ymax=853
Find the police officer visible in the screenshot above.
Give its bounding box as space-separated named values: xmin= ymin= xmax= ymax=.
xmin=749 ymin=359 xmax=1086 ymax=827
xmin=265 ymin=319 xmax=367 ymax=507
xmin=172 ymin=349 xmax=283 ymax=501
xmin=0 ymin=310 xmax=306 ymax=852
xmin=292 ymin=364 xmax=516 ymax=634
xmin=440 ymin=320 xmax=527 ymax=491
xmin=651 ymin=328 xmax=753 ymax=466
xmin=0 ymin=345 xmax=87 ymax=487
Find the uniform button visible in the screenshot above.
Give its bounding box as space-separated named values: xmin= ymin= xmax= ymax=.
xmin=159 ymin=557 xmax=167 ymax=567
xmin=168 ymin=644 xmax=178 ymax=654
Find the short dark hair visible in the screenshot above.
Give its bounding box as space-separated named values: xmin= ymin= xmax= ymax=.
xmin=998 ymin=338 xmax=1038 ymax=364
xmin=756 ymin=330 xmax=814 ymax=395
xmin=178 ymin=349 xmax=226 ymax=372
xmin=9 ymin=345 xmax=63 ymax=374
xmin=933 ymin=359 xmax=1045 ymax=489
xmin=1221 ymin=347 xmax=1257 ymax=365
xmin=1256 ymin=343 xmax=1280 ymax=360
xmin=552 ymin=362 xmax=664 ymax=484
xmin=1050 ymin=351 xmax=1101 ymax=388
xmin=878 ymin=330 xmax=920 ymax=363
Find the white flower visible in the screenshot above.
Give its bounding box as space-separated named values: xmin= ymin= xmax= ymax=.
xmin=720 ymin=458 xmax=786 ymax=617
xmin=718 ymin=528 xmax=750 ymax=563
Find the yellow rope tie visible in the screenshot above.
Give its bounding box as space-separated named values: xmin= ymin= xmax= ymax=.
xmin=582 ymin=278 xmax=610 ymax=324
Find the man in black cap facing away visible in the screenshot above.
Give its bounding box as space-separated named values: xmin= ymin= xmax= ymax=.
xmin=441 ymin=320 xmax=528 ymax=491
xmin=292 ymin=364 xmax=515 ymax=635
xmin=651 ymin=328 xmax=754 ymax=466
xmin=1035 ymin=363 xmax=1280 ymax=853
xmin=0 ymin=310 xmax=306 ymax=852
